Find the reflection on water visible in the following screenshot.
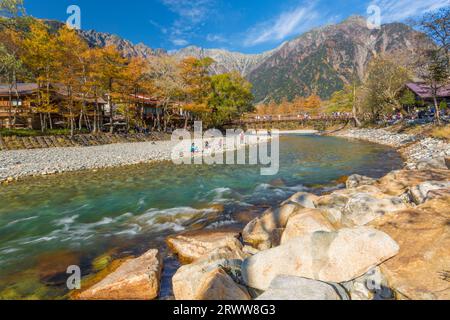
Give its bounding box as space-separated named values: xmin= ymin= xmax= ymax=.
xmin=0 ymin=135 xmax=403 ymax=299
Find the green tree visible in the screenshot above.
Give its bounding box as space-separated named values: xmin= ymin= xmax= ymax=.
xmin=326 ymin=85 xmax=354 ymax=113
xmin=362 ymin=57 xmax=411 ymax=122
xmin=207 ymin=72 xmax=254 ymax=127
xmin=417 ymin=7 xmax=450 ymax=125
xmin=0 ymin=0 xmax=26 ymax=29
xmin=399 ymin=89 xmax=416 ymax=114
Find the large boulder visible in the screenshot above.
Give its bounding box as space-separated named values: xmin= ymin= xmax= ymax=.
xmin=78 ymin=249 xmax=162 ymax=300
xmin=313 ymin=193 xmax=349 ymax=224
xmin=346 ymin=174 xmax=376 ymax=189
xmin=416 ymin=157 xmax=447 ymax=170
xmin=282 ymin=192 xmax=318 ymax=208
xmin=376 ymin=169 xmax=450 ymax=196
xmin=256 ymin=276 xmax=349 ymax=300
xmin=194 ymin=268 xmax=251 ymax=300
xmin=242 ymin=203 xmax=302 ymax=250
xmin=342 ymin=193 xmax=408 ymax=226
xmin=370 ymin=196 xmax=450 ymax=300
xmin=280 ymin=208 xmax=337 ymax=244
xmin=167 ymin=230 xmax=243 ymax=264
xmin=314 ymin=185 xmax=401 ymax=226
xmin=242 ymin=227 xmax=399 ymax=290
xmin=172 ymin=247 xmax=247 ymax=300
xmin=407 ymin=181 xmax=450 ymax=205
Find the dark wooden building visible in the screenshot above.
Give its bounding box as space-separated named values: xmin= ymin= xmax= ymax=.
xmin=405 ymin=82 xmax=450 ymax=108
xmin=0 ymin=83 xmax=107 ymax=130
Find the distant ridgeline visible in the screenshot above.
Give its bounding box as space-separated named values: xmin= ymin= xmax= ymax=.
xmin=9 ymin=16 xmax=433 ymax=103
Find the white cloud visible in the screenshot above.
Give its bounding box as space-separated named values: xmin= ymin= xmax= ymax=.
xmin=244 ymin=3 xmax=320 ymax=46
xmin=171 ymin=38 xmax=189 ymax=46
xmin=161 ymin=0 xmax=216 ymax=47
xmin=149 ymin=19 xmax=168 ymax=34
xmin=162 ymin=0 xmax=215 ymax=23
xmin=371 ymin=0 xmax=449 ymax=23
xmin=206 ymin=34 xmax=227 ymax=43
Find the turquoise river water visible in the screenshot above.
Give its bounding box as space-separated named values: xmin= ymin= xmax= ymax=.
xmin=0 ymin=135 xmax=403 ymax=299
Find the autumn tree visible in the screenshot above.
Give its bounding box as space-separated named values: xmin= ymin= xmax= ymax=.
xmin=119 ymin=57 xmax=152 ymax=130
xmin=303 ymin=95 xmax=322 ymax=114
xmin=179 ymin=57 xmax=213 ymax=128
xmin=95 ymin=45 xmax=127 ymax=133
xmin=0 ymin=29 xmax=28 ymax=128
xmin=54 ymin=27 xmax=89 ymax=136
xmin=148 ymin=55 xmax=184 ymax=131
xmin=21 ymin=20 xmax=60 ymax=131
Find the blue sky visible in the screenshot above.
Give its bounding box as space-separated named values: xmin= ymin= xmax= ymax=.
xmin=23 ymin=0 xmax=449 ymax=53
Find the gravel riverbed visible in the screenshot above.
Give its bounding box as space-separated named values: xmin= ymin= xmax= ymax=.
xmin=0 ymin=135 xmax=271 ymax=183
xmin=0 ymin=140 xmax=179 ymax=183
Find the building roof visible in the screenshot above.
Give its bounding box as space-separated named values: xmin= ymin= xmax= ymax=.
xmin=406 ymin=82 xmax=450 ymax=99
xmin=0 ymin=83 xmax=39 ymax=96
xmin=51 ymin=83 xmax=107 ymax=104
xmin=0 ymin=83 xmax=107 ymax=104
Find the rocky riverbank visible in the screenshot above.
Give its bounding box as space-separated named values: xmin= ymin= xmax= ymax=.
xmin=334 ymin=128 xmax=450 ymax=170
xmin=73 ymin=128 xmax=450 ymax=300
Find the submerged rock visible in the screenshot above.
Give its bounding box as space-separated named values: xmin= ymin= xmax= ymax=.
xmin=256 ymin=276 xmax=349 ymax=300
xmin=242 ymin=227 xmax=399 ymax=290
xmin=77 ymin=249 xmax=162 ymax=300
xmin=370 ymin=196 xmax=450 ymax=300
xmin=167 ymin=230 xmax=243 ymax=264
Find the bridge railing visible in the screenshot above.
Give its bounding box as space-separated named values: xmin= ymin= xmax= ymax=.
xmin=235 ymin=114 xmax=353 ymax=123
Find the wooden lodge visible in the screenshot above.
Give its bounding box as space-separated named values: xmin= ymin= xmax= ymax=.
xmin=128 ymin=93 xmax=191 ymax=130
xmin=404 ymin=82 xmax=450 ymax=109
xmin=0 ymin=83 xmax=191 ymax=132
xmin=0 ymin=83 xmax=39 ymax=129
xmin=0 ymin=83 xmax=107 ymax=130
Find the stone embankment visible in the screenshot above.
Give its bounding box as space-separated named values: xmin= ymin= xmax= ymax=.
xmin=0 ymin=132 xmax=170 ymax=151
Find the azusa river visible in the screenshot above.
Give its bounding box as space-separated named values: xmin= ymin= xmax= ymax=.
xmin=0 ymin=134 xmax=403 ymax=299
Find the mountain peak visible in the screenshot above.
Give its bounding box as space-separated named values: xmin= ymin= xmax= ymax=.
xmin=342 ymin=15 xmax=367 ymax=25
